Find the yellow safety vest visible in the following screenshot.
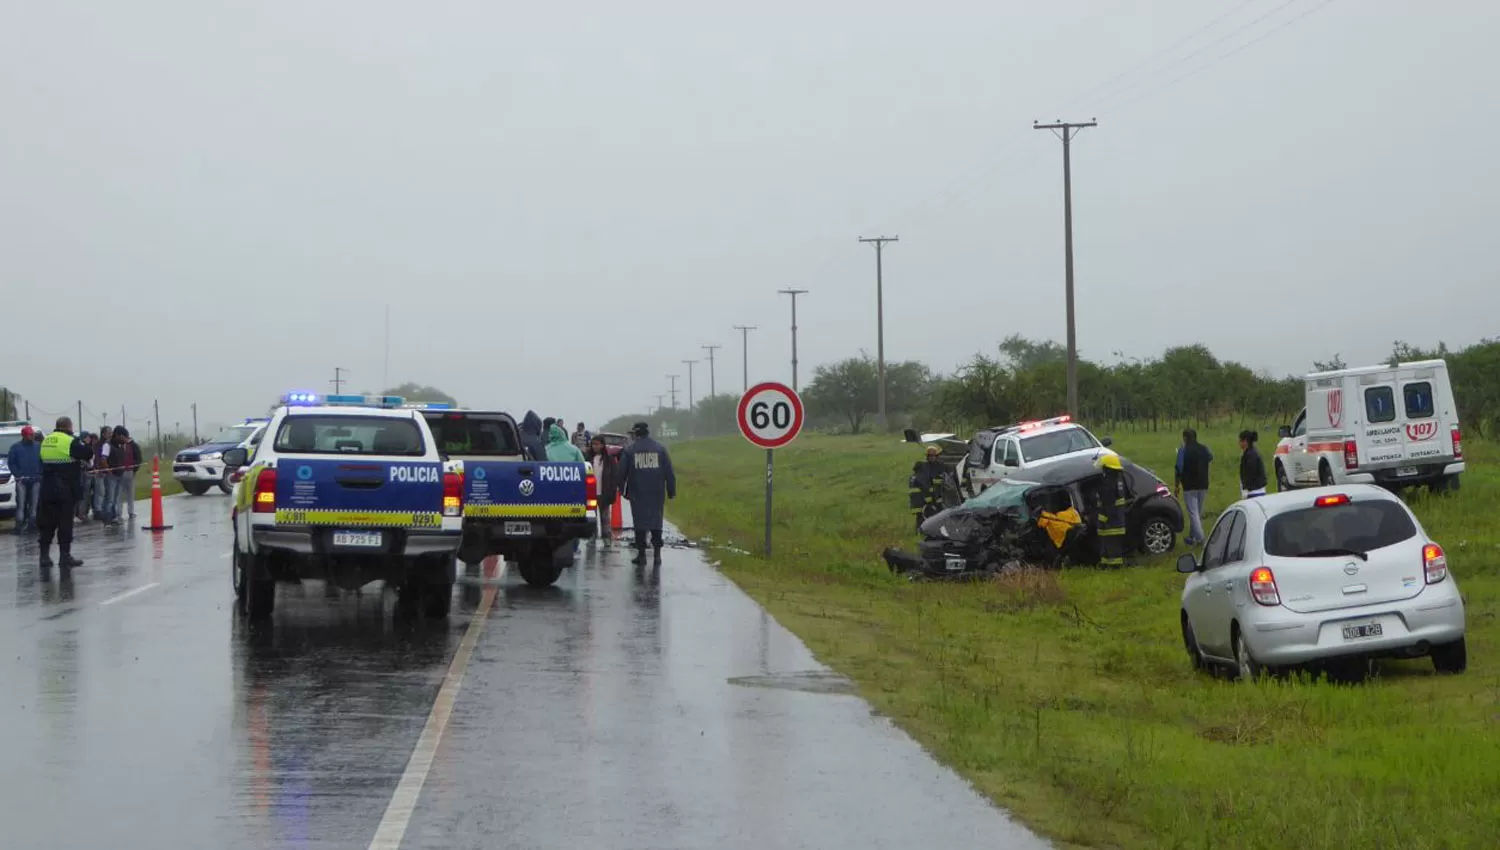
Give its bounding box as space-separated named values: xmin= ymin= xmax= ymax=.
xmin=40 ymin=431 xmax=75 ymax=464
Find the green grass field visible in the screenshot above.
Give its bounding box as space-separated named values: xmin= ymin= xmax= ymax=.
xmin=666 ymin=426 xmax=1499 ymax=850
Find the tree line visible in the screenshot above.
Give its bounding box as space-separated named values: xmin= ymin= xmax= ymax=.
xmin=594 ymin=335 xmax=1500 ymax=441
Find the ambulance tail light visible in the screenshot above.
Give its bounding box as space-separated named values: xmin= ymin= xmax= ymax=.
xmin=1452 ymin=428 xmax=1463 ymax=461
xmin=1343 ymin=440 xmax=1358 ymax=470
xmin=442 ymin=472 xmax=462 ymax=517
xmin=586 ymin=472 xmax=598 ymax=511
xmin=252 ymin=468 xmax=277 ymax=513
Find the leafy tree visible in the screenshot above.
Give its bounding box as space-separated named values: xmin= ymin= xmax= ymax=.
xmin=804 ymin=356 xmax=879 ymax=433
xmin=998 ymin=334 xmax=1066 ymax=371
xmin=381 ymin=383 xmax=458 ymax=406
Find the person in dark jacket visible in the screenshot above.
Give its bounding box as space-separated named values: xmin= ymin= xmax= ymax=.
xmin=1092 ymin=453 xmax=1132 ymax=568
xmin=38 ymin=416 xmax=92 ymax=568
xmin=74 ymin=431 xmax=97 ymax=522
xmin=1239 ymin=430 xmax=1267 ymax=498
xmin=111 ymin=427 xmax=143 ymax=522
xmin=908 ymin=444 xmax=947 ymax=533
xmin=589 ymin=436 xmax=620 ymax=541
xmin=1174 ymin=429 xmax=1214 ymax=545
xmin=518 ymin=411 xmax=548 ymax=462
xmin=617 ymin=421 xmax=675 ymax=566
xmin=7 ymin=425 xmax=43 ymax=534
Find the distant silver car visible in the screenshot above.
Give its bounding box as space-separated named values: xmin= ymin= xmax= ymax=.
xmin=1177 ymin=485 xmax=1466 ymax=679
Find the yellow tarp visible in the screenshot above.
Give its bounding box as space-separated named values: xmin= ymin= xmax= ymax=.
xmin=1037 ymin=507 xmax=1082 ymax=549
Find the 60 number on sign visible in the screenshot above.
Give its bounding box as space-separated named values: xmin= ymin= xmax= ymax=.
xmin=737 ymin=382 xmax=805 ymax=557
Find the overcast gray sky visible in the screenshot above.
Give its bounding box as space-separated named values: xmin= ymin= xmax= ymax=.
xmin=3 ymin=1 xmax=1496 ymax=432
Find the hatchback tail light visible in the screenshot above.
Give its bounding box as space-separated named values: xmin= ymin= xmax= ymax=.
xmin=442 ymin=472 xmax=462 ymax=517
xmin=252 ymin=468 xmax=277 ymax=513
xmin=586 ymin=472 xmax=598 ymax=511
xmin=1423 ymin=543 xmax=1448 ymax=585
xmin=1343 ymin=440 xmax=1359 ymax=470
xmin=1249 ymin=567 xmax=1281 ymax=606
xmin=1452 ymin=428 xmax=1463 ymax=461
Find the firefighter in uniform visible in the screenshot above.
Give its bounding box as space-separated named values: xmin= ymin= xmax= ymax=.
xmin=38 ymin=416 xmax=92 ymax=568
xmin=1094 ymin=454 xmax=1131 ymax=568
xmin=908 ymin=444 xmax=947 ymax=532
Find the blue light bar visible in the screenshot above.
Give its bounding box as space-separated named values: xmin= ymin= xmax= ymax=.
xmin=281 ymin=392 xmax=320 ymax=405
xmin=401 ymin=401 xmax=453 ymax=410
xmin=278 ymin=393 xmax=406 ymax=408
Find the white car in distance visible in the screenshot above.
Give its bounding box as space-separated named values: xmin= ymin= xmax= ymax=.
xmin=1178 ymin=485 xmax=1465 ymax=680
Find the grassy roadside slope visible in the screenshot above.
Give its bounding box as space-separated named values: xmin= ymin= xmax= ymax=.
xmin=666 ymin=427 xmax=1499 ymax=850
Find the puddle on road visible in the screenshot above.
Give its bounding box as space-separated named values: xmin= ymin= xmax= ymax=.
xmin=727 ymin=670 xmax=855 ymax=695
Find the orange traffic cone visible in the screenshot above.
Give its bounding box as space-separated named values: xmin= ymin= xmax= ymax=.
xmin=610 ymin=496 xmax=623 ymax=530
xmin=141 ymin=456 xmax=173 ymax=532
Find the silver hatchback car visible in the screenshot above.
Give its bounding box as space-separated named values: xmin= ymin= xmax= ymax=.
xmin=1178 ymin=484 xmax=1466 ymax=679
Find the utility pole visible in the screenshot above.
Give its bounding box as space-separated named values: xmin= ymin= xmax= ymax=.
xmin=667 ymin=374 xmax=680 ymax=410
xmin=858 ymin=235 xmax=899 ymax=431
xmin=702 ymin=344 xmax=721 ymax=434
xmin=681 ymin=359 xmax=698 ymax=413
xmin=25 ymin=400 xmax=31 ymax=420
xmin=191 ymin=403 xmax=199 ymax=444
xmin=153 ymin=398 xmax=162 ymax=457
xmin=121 ymin=405 xmax=126 ymax=431
xmin=77 ymin=400 xmax=83 ymax=428
xmin=331 ymin=366 xmax=349 ymax=395
xmin=732 ymin=325 xmax=756 ymax=394
xmin=654 ymin=394 xmax=666 ymax=415
xmin=1033 ymin=118 xmax=1097 ymax=418
xmin=777 ymin=289 xmax=808 ymax=391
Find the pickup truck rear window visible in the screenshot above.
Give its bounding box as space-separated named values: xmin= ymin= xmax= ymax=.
xmin=423 ymin=414 xmax=522 ymax=456
xmin=1264 ymin=500 xmax=1417 ymax=557
xmin=1019 ymin=428 xmax=1100 ymax=463
xmin=273 ymin=415 xmax=426 ymax=456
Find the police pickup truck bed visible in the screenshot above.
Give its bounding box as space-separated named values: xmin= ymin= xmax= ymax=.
xmin=420 ymin=408 xmax=595 ymax=587
xmin=226 ymin=396 xmax=464 ymax=620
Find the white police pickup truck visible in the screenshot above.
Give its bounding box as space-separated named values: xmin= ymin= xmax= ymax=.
xmin=173 ymin=418 xmax=269 ymax=495
xmin=224 ymin=394 xmax=463 ymax=620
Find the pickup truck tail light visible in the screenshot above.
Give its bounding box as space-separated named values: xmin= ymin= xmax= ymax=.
xmin=442 ymin=472 xmax=462 ymax=517
xmin=1452 ymin=428 xmax=1463 ymax=461
xmin=1423 ymin=543 xmax=1447 ymax=584
xmin=1343 ymin=440 xmax=1358 ymax=470
xmin=1249 ymin=567 xmax=1281 ymax=606
xmin=586 ymin=472 xmax=598 ymax=511
xmin=252 ymin=468 xmax=277 ymax=513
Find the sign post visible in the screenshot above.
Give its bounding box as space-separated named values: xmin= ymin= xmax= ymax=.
xmin=737 ymin=381 xmax=805 ymax=557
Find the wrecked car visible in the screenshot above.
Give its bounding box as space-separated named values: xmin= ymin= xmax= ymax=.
xmin=885 ymin=454 xmax=1184 ymax=578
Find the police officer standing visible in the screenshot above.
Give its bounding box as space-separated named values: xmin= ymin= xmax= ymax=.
xmin=39 ymin=416 xmax=92 ymax=568
xmin=617 ymin=421 xmax=675 ymax=566
xmin=1093 ymin=454 xmax=1132 ymax=569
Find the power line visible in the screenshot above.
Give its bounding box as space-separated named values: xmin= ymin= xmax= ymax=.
xmin=1109 ymin=0 xmax=1341 ymax=112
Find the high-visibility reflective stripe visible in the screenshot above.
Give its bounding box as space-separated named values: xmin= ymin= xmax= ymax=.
xmin=40 ymin=431 xmax=73 ymax=464
xmin=463 ymin=504 xmax=586 ymax=518
xmin=1098 ymin=528 xmax=1126 ymax=536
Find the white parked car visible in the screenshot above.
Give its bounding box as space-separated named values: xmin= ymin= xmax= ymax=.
xmin=951 ymin=416 xmax=1117 ymax=498
xmin=0 ymin=420 xmax=31 ymax=520
xmin=1178 ymin=485 xmax=1465 ymax=679
xmin=1274 ymin=359 xmax=1464 ymax=494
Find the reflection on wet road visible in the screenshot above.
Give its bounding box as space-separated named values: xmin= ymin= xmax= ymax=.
xmin=0 ymin=495 xmax=1047 ymax=849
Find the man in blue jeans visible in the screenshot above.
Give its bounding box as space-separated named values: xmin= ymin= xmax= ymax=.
xmin=1174 ymin=428 xmax=1213 ymax=547
xmin=7 ymin=425 xmax=43 ymax=534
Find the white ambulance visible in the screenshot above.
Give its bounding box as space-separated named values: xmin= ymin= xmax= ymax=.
xmin=1274 ymin=359 xmax=1464 ymax=493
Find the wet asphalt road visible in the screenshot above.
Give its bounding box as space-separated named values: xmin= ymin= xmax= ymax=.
xmin=0 ymin=495 xmax=1047 ymax=849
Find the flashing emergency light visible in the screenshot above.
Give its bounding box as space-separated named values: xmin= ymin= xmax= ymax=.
xmin=400 ymin=401 xmax=453 ymax=410
xmin=278 ymin=393 xmax=407 ymax=408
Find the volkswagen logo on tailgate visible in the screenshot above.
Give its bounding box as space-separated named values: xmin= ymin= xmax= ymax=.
xmin=518 ymin=479 xmax=535 ymax=497
xmin=1343 ymin=562 xmax=1360 ymax=576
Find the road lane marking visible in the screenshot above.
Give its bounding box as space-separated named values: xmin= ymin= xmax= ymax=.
xmin=367 ymin=584 xmax=496 ymax=850
xmin=98 ymin=582 xmax=161 ymax=607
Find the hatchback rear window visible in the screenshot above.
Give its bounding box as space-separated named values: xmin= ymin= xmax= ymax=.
xmin=1264 ymin=500 xmax=1417 ymax=557
xmin=1403 ymin=382 xmax=1435 ymax=419
xmin=423 ymin=413 xmax=521 ymax=456
xmin=273 ymin=415 xmax=426 ymax=456
xmin=1019 ymin=428 xmax=1100 ymax=462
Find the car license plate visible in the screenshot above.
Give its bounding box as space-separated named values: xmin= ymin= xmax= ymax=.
xmin=944 ymin=556 xmax=966 ymax=572
xmin=1341 ymin=621 xmax=1383 ymax=640
xmin=503 ymin=521 xmax=532 ymax=536
xmin=1395 ymin=466 xmax=1419 ymax=477
xmin=332 ymin=530 xmax=383 ymax=548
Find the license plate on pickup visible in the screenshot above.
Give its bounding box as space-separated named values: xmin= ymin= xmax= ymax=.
xmin=1395 ymin=466 xmax=1419 ymax=477
xmin=503 ymin=521 xmax=532 ymax=536
xmin=944 ymin=556 xmax=966 ymax=572
xmin=332 ymin=530 xmax=383 ymax=548
xmin=1341 ymin=622 xmax=1383 ymax=641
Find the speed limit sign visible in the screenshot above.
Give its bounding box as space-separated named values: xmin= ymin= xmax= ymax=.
xmin=737 ymin=382 xmax=804 ymax=449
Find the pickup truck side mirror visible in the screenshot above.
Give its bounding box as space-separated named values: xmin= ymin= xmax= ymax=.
xmin=1277 ymin=425 xmax=1292 ymax=439
xmin=1176 ymin=553 xmax=1201 ymax=574
xmin=1100 ymin=436 xmax=1113 ymax=447
xmin=222 ymin=447 xmax=248 ymax=468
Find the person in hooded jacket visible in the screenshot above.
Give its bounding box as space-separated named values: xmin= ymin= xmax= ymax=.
xmin=589 ymin=435 xmax=620 ymax=541
xmin=545 ymin=423 xmax=586 ymax=463
xmin=518 ymin=411 xmax=548 ymax=462
xmin=617 ymin=421 xmax=675 ymax=566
